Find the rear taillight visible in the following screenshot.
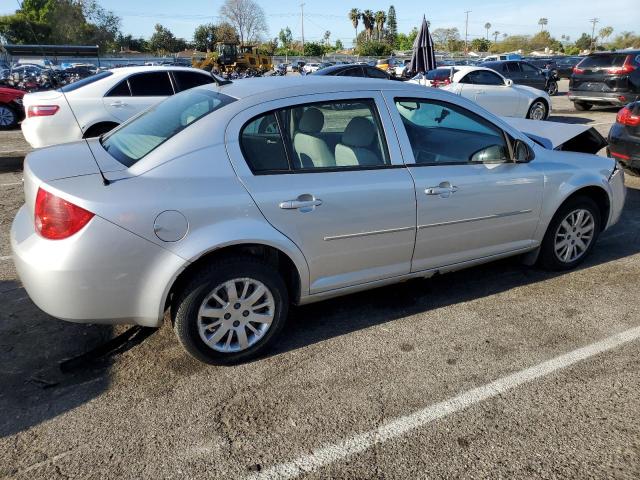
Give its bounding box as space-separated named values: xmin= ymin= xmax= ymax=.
xmin=573 ymin=65 xmax=584 ymax=74
xmin=607 ymin=56 xmax=636 ymax=75
xmin=432 ymin=78 xmax=451 ymax=88
xmin=616 ymin=106 xmax=640 ymax=127
xmin=27 ymin=105 xmax=59 ymax=118
xmin=34 ymin=188 xmax=94 ymax=240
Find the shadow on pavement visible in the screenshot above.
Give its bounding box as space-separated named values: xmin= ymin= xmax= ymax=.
xmin=0 ymin=277 xmax=157 ymax=437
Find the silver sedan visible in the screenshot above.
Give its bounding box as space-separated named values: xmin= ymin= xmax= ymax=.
xmin=11 ymin=77 xmax=626 ymax=364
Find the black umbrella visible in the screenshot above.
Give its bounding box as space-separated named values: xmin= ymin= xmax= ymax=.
xmin=408 ymin=15 xmax=437 ymax=75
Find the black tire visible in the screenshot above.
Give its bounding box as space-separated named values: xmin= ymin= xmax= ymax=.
xmin=172 ymin=256 xmax=289 ymax=365
xmin=574 ymin=101 xmax=593 ymax=111
xmin=546 ymin=81 xmax=558 ymax=96
xmin=0 ymin=104 xmax=18 ymax=129
xmin=527 ymin=99 xmax=548 ymax=120
xmin=83 ymin=122 xmax=119 ymax=139
xmin=539 ymin=196 xmax=602 ymax=271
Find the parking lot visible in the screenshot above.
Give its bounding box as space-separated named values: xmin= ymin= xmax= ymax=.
xmin=1 ymin=80 xmax=639 ymax=479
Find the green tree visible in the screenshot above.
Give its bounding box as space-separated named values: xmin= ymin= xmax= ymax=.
xmin=303 ymin=42 xmax=324 ymax=56
xmin=574 ymin=32 xmax=592 ymax=51
xmin=598 ymin=26 xmax=614 ymax=46
xmin=471 ymin=38 xmax=491 ymax=52
xmin=493 ymin=31 xmax=500 ymax=43
xmin=194 ymin=23 xmax=218 ymax=51
xmin=149 ymin=23 xmax=179 ymax=53
xmin=374 ymin=10 xmax=386 ymax=41
xmin=362 ymin=10 xmax=374 ymax=41
xmin=116 ymin=33 xmax=149 ymax=52
xmin=387 ymin=6 xmax=397 ymax=44
xmin=335 ymin=38 xmax=343 ymax=50
xmin=356 ymin=40 xmax=392 ymax=56
xmin=278 ymin=26 xmax=293 ymax=48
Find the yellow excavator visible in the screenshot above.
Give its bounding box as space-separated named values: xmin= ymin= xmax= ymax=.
xmin=214 ymin=43 xmax=272 ymax=73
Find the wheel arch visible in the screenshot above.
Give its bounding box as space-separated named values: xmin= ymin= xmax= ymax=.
xmin=162 ymin=241 xmax=308 ymax=319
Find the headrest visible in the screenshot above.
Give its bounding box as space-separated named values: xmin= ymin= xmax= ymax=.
xmin=298 ymin=108 xmax=324 ymax=134
xmin=342 ymin=117 xmax=376 ymax=148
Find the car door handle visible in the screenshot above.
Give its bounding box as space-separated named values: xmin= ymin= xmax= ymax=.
xmin=279 ymin=195 xmax=323 ymax=211
xmin=110 ymin=101 xmax=127 ymax=107
xmin=425 ymin=182 xmax=459 ymax=198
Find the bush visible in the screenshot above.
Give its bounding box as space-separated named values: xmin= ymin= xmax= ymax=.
xmin=356 ymin=40 xmax=393 ymax=57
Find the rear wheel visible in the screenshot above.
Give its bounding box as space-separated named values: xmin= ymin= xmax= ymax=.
xmin=574 ymin=101 xmax=593 ymax=111
xmin=0 ymin=104 xmax=18 ymax=129
xmin=172 ymin=257 xmax=289 ymax=365
xmin=539 ymin=196 xmax=601 ymax=271
xmin=527 ymin=100 xmax=548 ymax=120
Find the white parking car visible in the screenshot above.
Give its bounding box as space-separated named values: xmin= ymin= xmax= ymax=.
xmin=21 ymin=66 xmax=217 ymax=148
xmin=408 ymin=66 xmax=552 ymax=120
xmin=303 ymin=63 xmax=321 ymax=74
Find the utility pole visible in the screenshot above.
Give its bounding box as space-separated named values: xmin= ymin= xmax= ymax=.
xmin=589 ymin=17 xmax=599 ymax=51
xmin=300 ymin=3 xmax=305 ymax=54
xmin=464 ymin=11 xmax=471 ymax=56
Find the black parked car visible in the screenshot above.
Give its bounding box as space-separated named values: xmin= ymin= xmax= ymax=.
xmin=608 ymin=101 xmax=640 ymax=174
xmin=310 ymin=63 xmax=394 ymax=80
xmin=569 ymin=51 xmax=640 ymax=111
xmin=524 ymin=57 xmax=559 ymax=77
xmin=554 ymin=56 xmax=583 ymax=79
xmin=481 ymin=60 xmax=558 ymax=95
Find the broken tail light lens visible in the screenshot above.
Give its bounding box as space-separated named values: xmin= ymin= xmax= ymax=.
xmin=35 ymin=188 xmax=94 ymax=240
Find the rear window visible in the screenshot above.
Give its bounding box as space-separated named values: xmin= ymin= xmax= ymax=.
xmin=101 ymin=88 xmax=235 ymax=167
xmin=426 ymin=68 xmax=453 ymax=80
xmin=58 ymin=71 xmax=112 ymax=92
xmin=578 ymin=54 xmax=629 ymax=68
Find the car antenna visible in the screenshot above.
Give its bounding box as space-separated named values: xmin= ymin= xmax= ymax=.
xmin=15 ymin=0 xmax=111 ymax=185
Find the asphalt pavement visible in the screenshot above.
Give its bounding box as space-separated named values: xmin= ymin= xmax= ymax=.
xmin=1 ymin=80 xmax=639 ymax=479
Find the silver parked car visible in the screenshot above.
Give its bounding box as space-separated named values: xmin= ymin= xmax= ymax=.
xmin=11 ymin=77 xmax=626 ymax=364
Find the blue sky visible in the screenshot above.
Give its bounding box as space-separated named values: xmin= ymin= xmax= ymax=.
xmin=3 ymin=0 xmax=639 ymax=44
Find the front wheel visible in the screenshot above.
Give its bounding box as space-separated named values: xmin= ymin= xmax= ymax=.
xmin=539 ymin=196 xmax=601 ymax=271
xmin=546 ymin=81 xmax=558 ymax=96
xmin=527 ymin=100 xmax=548 ymax=120
xmin=172 ymin=257 xmax=289 ymax=365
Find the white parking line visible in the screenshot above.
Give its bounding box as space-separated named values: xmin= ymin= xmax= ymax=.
xmin=0 ymin=182 xmax=22 ymax=187
xmin=248 ymin=325 xmax=640 ymax=480
xmin=0 ymin=256 xmax=11 ymax=261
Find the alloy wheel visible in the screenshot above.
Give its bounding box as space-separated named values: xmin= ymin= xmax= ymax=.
xmin=197 ymin=277 xmax=275 ymax=353
xmin=0 ymin=106 xmax=16 ymax=127
xmin=546 ymin=82 xmax=558 ymax=96
xmin=554 ymin=208 xmax=595 ymax=263
xmin=529 ymin=101 xmax=547 ymax=120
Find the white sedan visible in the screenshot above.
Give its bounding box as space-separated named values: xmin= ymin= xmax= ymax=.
xmin=408 ymin=66 xmax=551 ymax=120
xmin=21 ymin=66 xmax=217 ymax=148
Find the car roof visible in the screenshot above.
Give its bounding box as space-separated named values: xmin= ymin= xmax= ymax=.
xmin=204 ymin=75 xmax=426 ymax=101
xmin=107 ymin=65 xmax=204 ymax=76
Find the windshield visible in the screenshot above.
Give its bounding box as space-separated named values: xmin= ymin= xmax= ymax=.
xmin=101 ymin=88 xmax=235 ymax=167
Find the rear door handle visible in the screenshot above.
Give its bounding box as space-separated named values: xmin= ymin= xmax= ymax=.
xmin=279 ymin=194 xmax=323 ymax=212
xmin=425 ymin=182 xmax=459 ymax=198
xmin=110 ymin=101 xmax=127 ymax=107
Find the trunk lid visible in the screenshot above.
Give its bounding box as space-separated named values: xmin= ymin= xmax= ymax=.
xmin=571 ymin=54 xmax=634 ymax=92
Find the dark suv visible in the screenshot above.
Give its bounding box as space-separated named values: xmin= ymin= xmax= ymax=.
xmin=569 ymin=51 xmax=640 ymax=110
xmin=482 ymin=60 xmax=558 ymax=95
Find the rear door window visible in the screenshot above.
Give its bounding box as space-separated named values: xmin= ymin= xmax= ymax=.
xmin=339 ymin=67 xmax=364 ymax=77
xmin=366 ymin=67 xmax=389 ymax=79
xmin=172 ymin=71 xmax=215 ymax=91
xmin=105 ymin=79 xmax=131 ymax=97
xmin=506 ymin=62 xmax=521 ymax=73
xmin=128 ymin=72 xmax=174 ymax=96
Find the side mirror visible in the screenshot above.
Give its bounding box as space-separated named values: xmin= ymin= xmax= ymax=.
xmin=505 ymin=79 xmax=514 ymax=87
xmin=470 ymin=144 xmax=508 ymax=163
xmin=513 ymin=140 xmax=534 ymax=163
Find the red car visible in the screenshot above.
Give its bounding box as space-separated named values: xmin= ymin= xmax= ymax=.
xmin=0 ymin=86 xmax=25 ymax=128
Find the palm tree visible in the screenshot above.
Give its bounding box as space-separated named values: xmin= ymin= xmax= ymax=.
xmin=484 ymin=22 xmax=492 ymax=40
xmin=599 ymin=26 xmax=614 ymax=46
xmin=493 ymin=31 xmax=500 ymax=43
xmin=538 ymin=18 xmax=548 ymax=31
xmin=374 ymin=10 xmax=386 ymax=41
xmin=349 ymin=8 xmax=360 ymax=42
xmin=323 ymin=30 xmax=331 ymax=46
xmin=362 ymin=10 xmax=375 ymax=40
xmin=503 ymin=33 xmax=508 ymax=39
